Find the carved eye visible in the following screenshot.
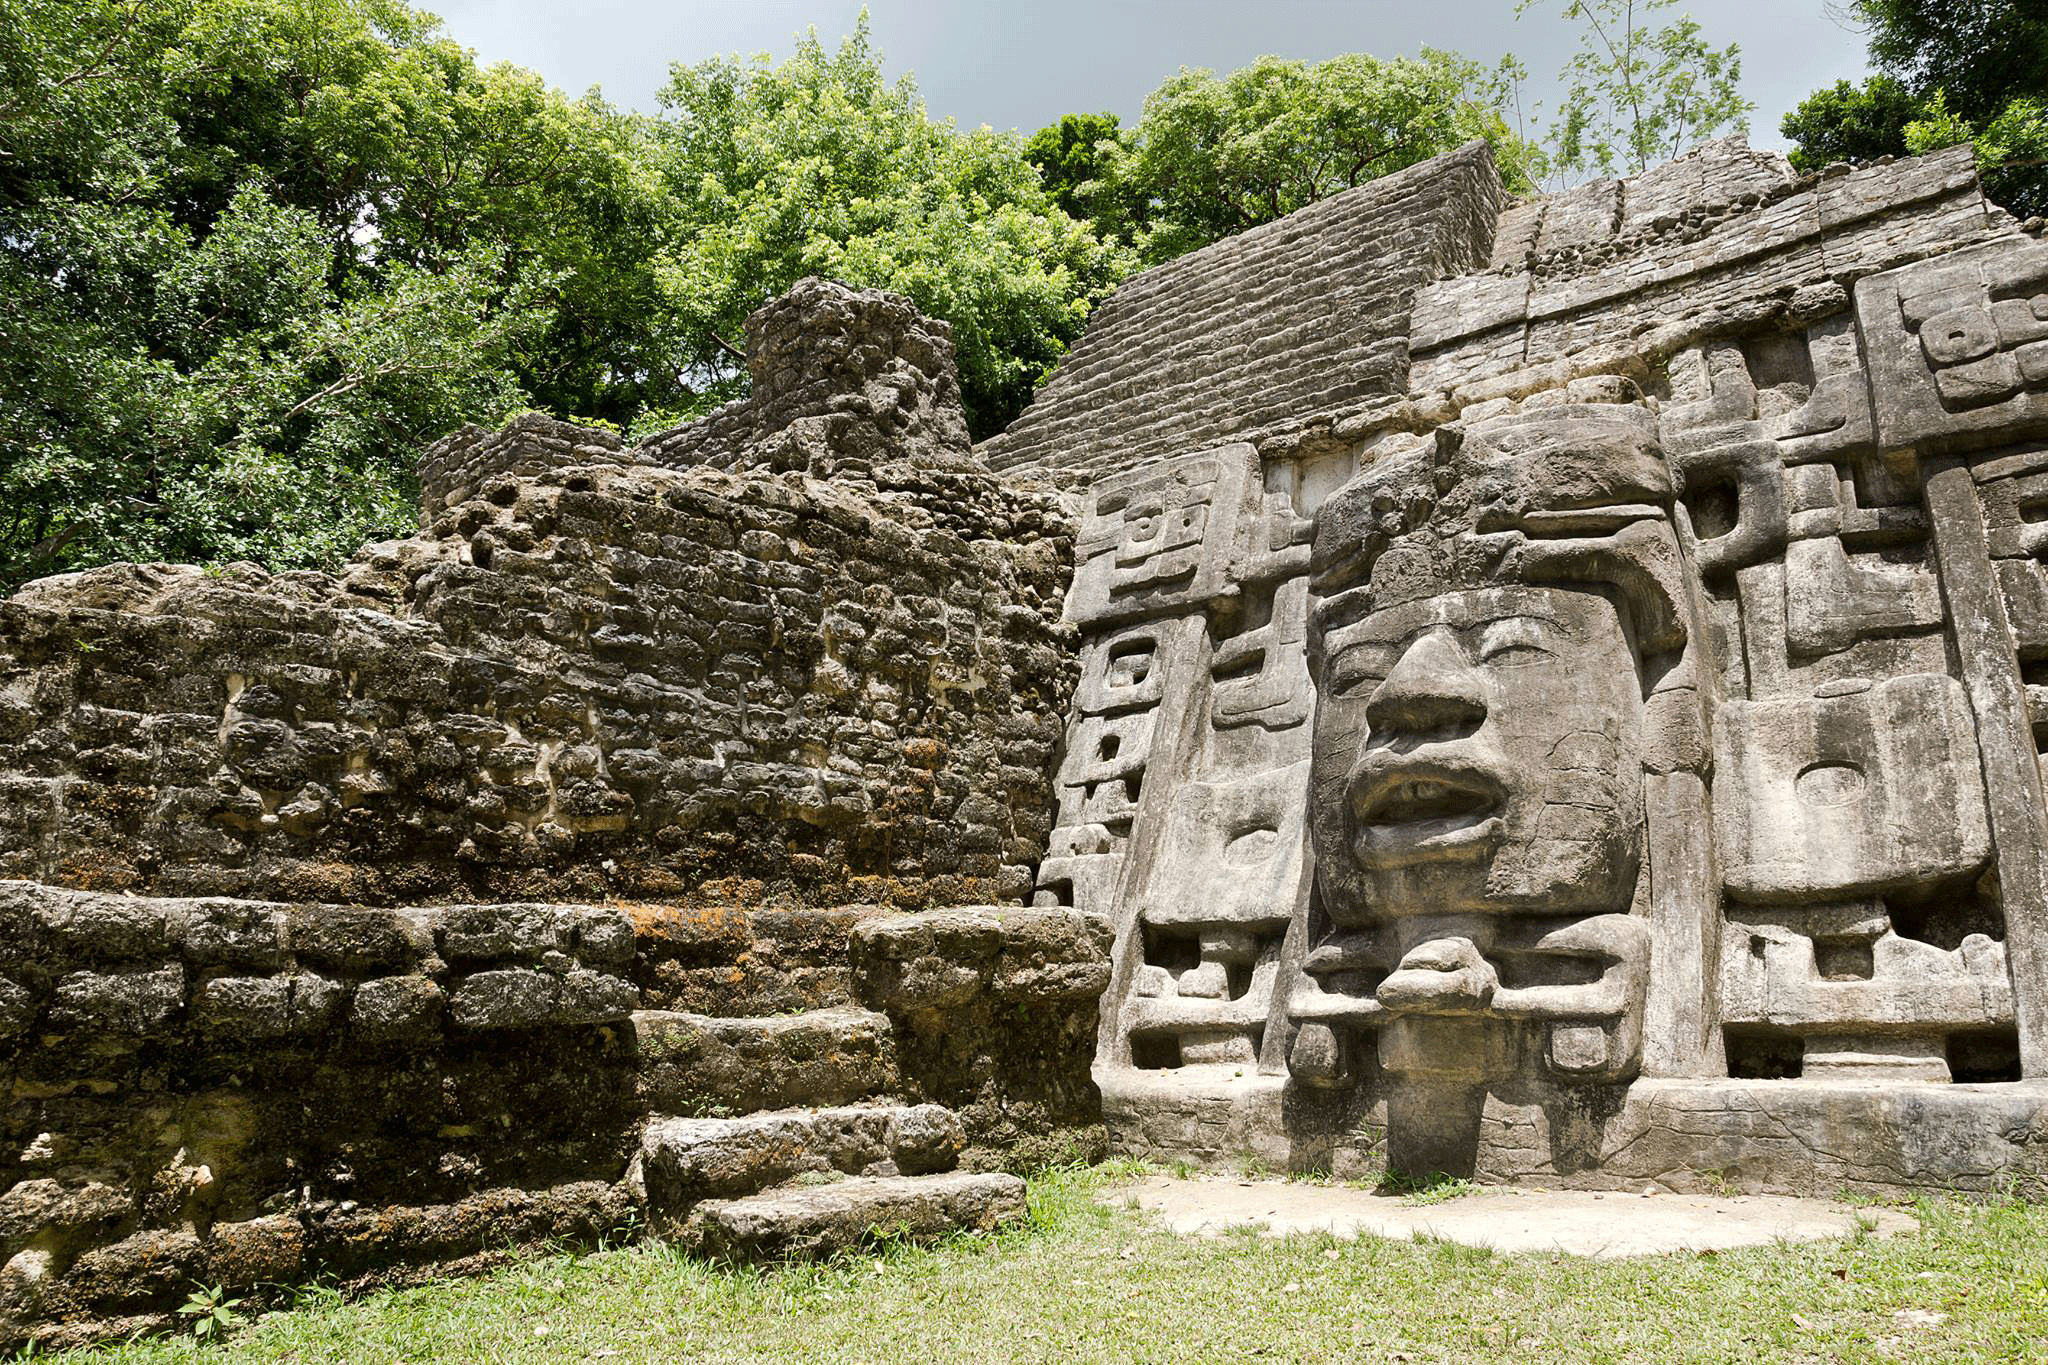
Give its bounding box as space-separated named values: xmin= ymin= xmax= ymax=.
xmin=1123 ymin=502 xmax=1164 ymax=541
xmin=1476 ymin=616 xmax=1557 ymax=666
xmin=1325 ymin=644 xmax=1396 ymax=699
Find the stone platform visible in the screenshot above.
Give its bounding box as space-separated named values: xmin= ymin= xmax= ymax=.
xmin=1102 ymin=1067 xmax=2048 ymax=1198
xmin=1119 ymin=1175 xmax=1916 ymax=1257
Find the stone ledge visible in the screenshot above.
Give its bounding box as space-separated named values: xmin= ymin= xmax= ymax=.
xmin=850 ymin=905 xmax=1113 ymax=1012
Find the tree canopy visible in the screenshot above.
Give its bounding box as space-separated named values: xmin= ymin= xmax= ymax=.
xmin=6 ymin=2 xmax=1778 ymax=591
xmin=1782 ymin=0 xmax=2048 ymax=218
xmin=1514 ymin=0 xmax=1752 ymax=183
xmin=649 ymin=20 xmax=1131 ymax=440
xmin=0 ymin=0 xmax=661 ymax=586
xmin=1059 ymin=51 xmax=1535 ymax=267
xmin=0 ymin=3 xmax=1129 ymax=588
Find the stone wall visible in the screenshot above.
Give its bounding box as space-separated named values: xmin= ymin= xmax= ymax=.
xmin=1015 ymin=135 xmax=2048 ymax=1196
xmin=0 ymin=284 xmax=1073 ymax=910
xmin=979 ymin=141 xmax=1506 ymax=483
xmin=0 ymin=883 xmax=1108 ymax=1347
xmin=0 ymin=279 xmax=1113 ymax=1350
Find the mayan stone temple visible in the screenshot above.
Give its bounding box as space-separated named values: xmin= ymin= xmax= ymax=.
xmin=5 ymin=135 xmax=2048 ymax=1342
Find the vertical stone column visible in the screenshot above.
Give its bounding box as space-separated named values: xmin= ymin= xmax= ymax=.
xmin=1925 ymin=462 xmax=2048 ymax=1076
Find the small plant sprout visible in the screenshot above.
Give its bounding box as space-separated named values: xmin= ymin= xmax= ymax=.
xmin=177 ymin=1283 xmax=244 ymax=1341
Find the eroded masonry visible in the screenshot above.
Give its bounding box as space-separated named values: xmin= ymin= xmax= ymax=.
xmin=4 ymin=136 xmax=2048 ymax=1345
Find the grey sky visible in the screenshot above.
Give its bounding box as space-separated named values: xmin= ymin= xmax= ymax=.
xmin=427 ymin=1 xmax=1874 ymax=154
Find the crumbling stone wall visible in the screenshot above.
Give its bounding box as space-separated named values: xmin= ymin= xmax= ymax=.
xmin=0 ymin=282 xmax=1074 ymax=909
xmin=0 ymin=279 xmax=1109 ymax=1350
xmin=0 ymin=884 xmax=1108 ymax=1348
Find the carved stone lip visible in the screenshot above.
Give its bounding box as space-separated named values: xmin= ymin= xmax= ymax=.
xmin=1349 ymin=754 xmax=1506 ymax=866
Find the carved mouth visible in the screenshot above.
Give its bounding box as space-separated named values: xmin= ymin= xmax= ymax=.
xmin=1350 ymin=758 xmax=1506 ymax=867
xmin=1365 ymin=779 xmax=1497 ymax=825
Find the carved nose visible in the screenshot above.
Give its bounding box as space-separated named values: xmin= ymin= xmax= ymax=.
xmin=1365 ymin=629 xmax=1487 ymax=733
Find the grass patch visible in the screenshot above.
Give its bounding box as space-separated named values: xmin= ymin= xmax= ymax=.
xmin=35 ymin=1167 xmax=2048 ymax=1364
xmin=1377 ymin=1170 xmax=1483 ymax=1206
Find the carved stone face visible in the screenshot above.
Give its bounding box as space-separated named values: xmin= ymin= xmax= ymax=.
xmin=1310 ymin=584 xmax=1644 ymax=925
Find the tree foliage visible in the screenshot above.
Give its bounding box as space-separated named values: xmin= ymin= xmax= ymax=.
xmin=0 ymin=0 xmax=660 ymax=587
xmin=1059 ymin=50 xmax=1535 ymax=267
xmin=1514 ymin=0 xmax=1752 ymax=184
xmin=1780 ymin=75 xmax=1920 ymax=170
xmin=0 ymin=3 xmax=1134 ymax=586
xmin=1782 ymin=1 xmax=2048 ymax=218
xmin=1024 ymin=112 xmax=1148 ymax=244
xmin=651 ymin=20 xmax=1131 ymax=439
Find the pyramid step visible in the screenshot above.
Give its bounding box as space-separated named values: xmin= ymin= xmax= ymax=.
xmin=632 ymin=1006 xmax=896 ymax=1114
xmin=628 ymin=905 xmax=887 ymax=1015
xmin=637 ymin=1103 xmax=964 ymax=1213
xmin=684 ymin=1172 xmax=1028 ymax=1261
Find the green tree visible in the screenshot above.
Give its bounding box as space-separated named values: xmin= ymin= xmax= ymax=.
xmin=1780 ymin=75 xmax=1920 ymax=170
xmin=1781 ymin=1 xmax=2048 ymax=218
xmin=649 ymin=19 xmax=1132 ymax=439
xmin=1024 ymin=111 xmax=1148 ymax=243
xmin=1098 ymin=50 xmax=1535 ymax=266
xmin=1516 ymin=0 xmax=1753 ymax=184
xmin=0 ymin=0 xmax=664 ymax=588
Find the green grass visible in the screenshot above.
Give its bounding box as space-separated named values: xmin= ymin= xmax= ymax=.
xmin=39 ymin=1165 xmax=2048 ymax=1364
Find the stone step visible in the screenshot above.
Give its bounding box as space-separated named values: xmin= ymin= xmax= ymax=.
xmin=627 ymin=904 xmax=891 ymax=1016
xmin=632 ymin=1006 xmax=896 ymax=1114
xmin=683 ymin=1171 xmax=1029 ymax=1261
xmin=636 ymin=1103 xmax=964 ymax=1213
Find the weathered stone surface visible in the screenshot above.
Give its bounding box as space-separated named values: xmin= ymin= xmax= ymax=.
xmin=847 ymin=906 xmax=1111 ymax=1166
xmin=632 ymin=1006 xmax=897 ymax=1113
xmin=682 ymin=1172 xmax=1028 ymax=1261
xmin=1016 ymin=133 xmax=2048 ymax=1192
xmin=636 ymin=1103 xmax=965 ymax=1212
xmin=0 ymin=281 xmax=1074 ymax=913
xmin=982 ymin=142 xmax=1505 ymax=481
xmin=851 ymin=906 xmax=1113 ymax=1010
xmin=0 ymin=278 xmax=1107 ymax=1349
xmin=13 ymin=123 xmax=2048 ymax=1347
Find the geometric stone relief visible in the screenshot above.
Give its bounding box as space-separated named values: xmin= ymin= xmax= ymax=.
xmin=1080 ymin=316 xmax=2048 ymax=1177
xmin=1125 ymin=760 xmax=1309 ymax=1067
xmin=1712 ymin=674 xmax=1990 ymax=902
xmin=1857 ymin=235 xmax=2048 ymax=456
xmin=1059 ymin=158 xmax=2048 ymax=1192
xmin=1042 ymin=442 xmax=1322 ymax=1078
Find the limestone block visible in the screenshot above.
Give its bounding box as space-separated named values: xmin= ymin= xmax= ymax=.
xmin=1713 ymin=674 xmax=1991 ymax=901
xmin=1782 ymin=535 xmax=1944 ymax=658
xmin=191 ymin=972 xmax=342 ymax=1039
xmin=47 ymin=965 xmax=184 ymax=1037
xmin=1721 ymin=924 xmax=2011 ymax=1033
xmin=850 ymin=906 xmax=1112 ymax=1013
xmin=637 ymin=1104 xmax=964 ymax=1207
xmin=1856 ymin=235 xmax=2048 ymax=456
xmin=1067 ymin=445 xmax=1259 ymax=628
xmin=631 ymin=1006 xmax=896 ymax=1113
xmin=347 ymin=975 xmax=445 ymax=1044
xmin=682 ymin=1171 xmax=1026 ymax=1261
xmin=445 ymin=967 xmax=634 ymax=1030
xmin=1136 ymin=762 xmax=1309 ymax=935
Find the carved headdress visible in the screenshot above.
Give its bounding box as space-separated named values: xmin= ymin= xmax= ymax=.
xmin=1309 ymin=401 xmax=1694 ymax=686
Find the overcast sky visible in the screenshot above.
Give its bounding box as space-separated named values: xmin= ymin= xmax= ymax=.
xmin=426 ymin=1 xmax=1873 ymax=153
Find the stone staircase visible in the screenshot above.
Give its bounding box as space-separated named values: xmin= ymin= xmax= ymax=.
xmin=0 ymin=887 xmax=1104 ymax=1347
xmin=608 ymin=902 xmax=1106 ymax=1259
xmin=633 ymin=1104 xmax=1025 ymax=1258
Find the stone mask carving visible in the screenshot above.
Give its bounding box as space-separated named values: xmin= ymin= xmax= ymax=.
xmin=1310 ymin=583 xmax=1643 ymax=922
xmin=1301 ymin=403 xmax=1681 ymax=1091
